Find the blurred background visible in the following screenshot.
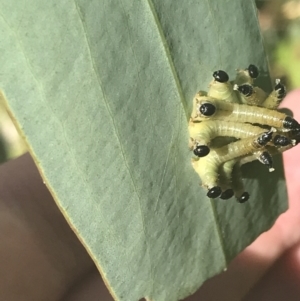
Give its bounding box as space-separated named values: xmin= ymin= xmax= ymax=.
xmin=0 ymin=0 xmax=299 ymax=163
xmin=257 ymin=0 xmax=300 ymax=87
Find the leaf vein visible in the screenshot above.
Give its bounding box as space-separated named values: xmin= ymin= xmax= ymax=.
xmin=73 ymin=0 xmax=156 ymax=290
xmin=145 ymin=0 xmax=189 ymax=120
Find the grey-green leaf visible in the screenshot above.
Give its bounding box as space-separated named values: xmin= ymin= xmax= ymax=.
xmin=0 ymin=0 xmax=287 ymax=301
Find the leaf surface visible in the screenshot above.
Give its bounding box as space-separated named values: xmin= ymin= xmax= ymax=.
xmin=0 ymin=1 xmax=287 ymax=300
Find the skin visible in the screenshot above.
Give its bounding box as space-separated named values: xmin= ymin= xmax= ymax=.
xmin=1 ymin=90 xmax=300 ymax=301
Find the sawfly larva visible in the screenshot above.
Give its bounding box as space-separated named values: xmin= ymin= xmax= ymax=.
xmin=218 ymin=160 xmax=239 ymax=200
xmin=233 ymin=83 xmax=267 ymax=106
xmin=221 ymin=151 xmax=275 ymax=202
xmin=234 ymin=64 xmax=259 ymax=86
xmin=189 ymin=65 xmax=300 ymax=203
xmin=255 ymin=150 xmax=274 ymax=172
xmin=262 ymin=79 xmax=286 ymax=109
xmin=191 ymin=94 xmax=299 ymax=130
xmin=207 ymin=70 xmax=239 ymax=103
xmin=218 ymin=158 xmax=250 ymax=202
xmin=192 ymin=131 xmax=272 ymax=198
xmin=188 ymin=120 xmax=266 ymax=157
xmin=231 ymin=163 xmax=250 ymax=202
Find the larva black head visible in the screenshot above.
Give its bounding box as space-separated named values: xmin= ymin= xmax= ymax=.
xmin=290 ymin=127 xmax=300 ymax=140
xmin=273 ymin=135 xmax=291 ymax=147
xmin=290 ymin=128 xmax=300 ymax=145
xmin=213 ymin=70 xmax=229 ymax=83
xmin=199 ymin=102 xmax=216 ymax=117
xmin=257 ymin=130 xmax=273 ymax=146
xmin=291 ymin=127 xmax=300 ymax=134
xmin=275 ymin=81 xmax=286 ymax=99
xmin=237 ymin=84 xmax=253 ymax=97
xmin=237 ymin=192 xmax=250 ymax=203
xmin=193 ymin=145 xmax=210 ymax=157
xmin=283 ymin=116 xmax=300 ymax=130
xmin=220 ymin=189 xmax=234 ymax=200
xmin=207 ymin=186 xmax=222 ymax=198
xmin=259 ymin=151 xmax=273 ymax=169
xmin=247 ymin=64 xmax=259 ymax=79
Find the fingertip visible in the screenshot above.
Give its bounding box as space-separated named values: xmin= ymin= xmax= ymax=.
xmin=243 ymin=243 xmax=300 ymax=301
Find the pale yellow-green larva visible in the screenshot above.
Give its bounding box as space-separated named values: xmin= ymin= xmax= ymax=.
xmin=190 ymin=92 xmax=213 ymax=120
xmin=234 ymin=69 xmax=254 ymax=86
xmin=214 ymin=158 xmax=247 ymax=201
xmin=262 ymin=79 xmax=287 ymax=109
xmin=220 ymin=150 xmax=275 ymax=197
xmin=234 ymin=64 xmax=259 ymax=86
xmin=218 ymin=151 xmax=273 ymax=200
xmin=240 ymin=142 xmax=296 ymax=166
xmin=226 ymin=145 xmax=294 ymax=199
xmin=191 ymin=134 xmax=269 ymax=189
xmin=232 ymin=164 xmax=254 ymax=201
xmin=216 ymin=160 xmax=240 ymax=200
xmin=189 ymin=65 xmax=299 ymax=201
xmin=188 ymin=120 xmax=266 ymax=149
xmin=207 ymin=77 xmax=240 ymax=104
xmin=190 ymin=93 xmax=298 ymax=130
xmin=218 ymin=160 xmax=237 ymax=190
xmin=233 ymin=84 xmax=267 ymax=106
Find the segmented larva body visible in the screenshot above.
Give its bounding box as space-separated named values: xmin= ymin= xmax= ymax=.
xmin=188 ymin=120 xmax=265 ymax=147
xmin=231 ymin=162 xmax=247 ymax=200
xmin=215 ymin=132 xmax=295 ymax=199
xmin=214 ymin=158 xmax=246 ymax=201
xmin=218 ymin=159 xmax=238 ymax=190
xmin=213 ymin=160 xmax=237 ymax=200
xmin=191 ymin=95 xmax=298 ymax=130
xmin=232 ymin=137 xmax=296 ymax=177
xmin=208 ymin=80 xmax=239 ymax=104
xmin=211 ymin=134 xmax=268 ymax=164
xmin=220 ymin=153 xmax=274 ymax=200
xmin=240 ymin=141 xmax=295 ymax=166
xmin=228 ymin=102 xmax=284 ymax=127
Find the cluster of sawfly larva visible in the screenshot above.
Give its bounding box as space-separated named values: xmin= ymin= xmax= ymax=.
xmin=189 ymin=64 xmax=300 ymax=203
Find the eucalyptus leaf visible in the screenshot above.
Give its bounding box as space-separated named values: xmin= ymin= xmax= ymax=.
xmin=0 ymin=0 xmax=287 ymax=301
